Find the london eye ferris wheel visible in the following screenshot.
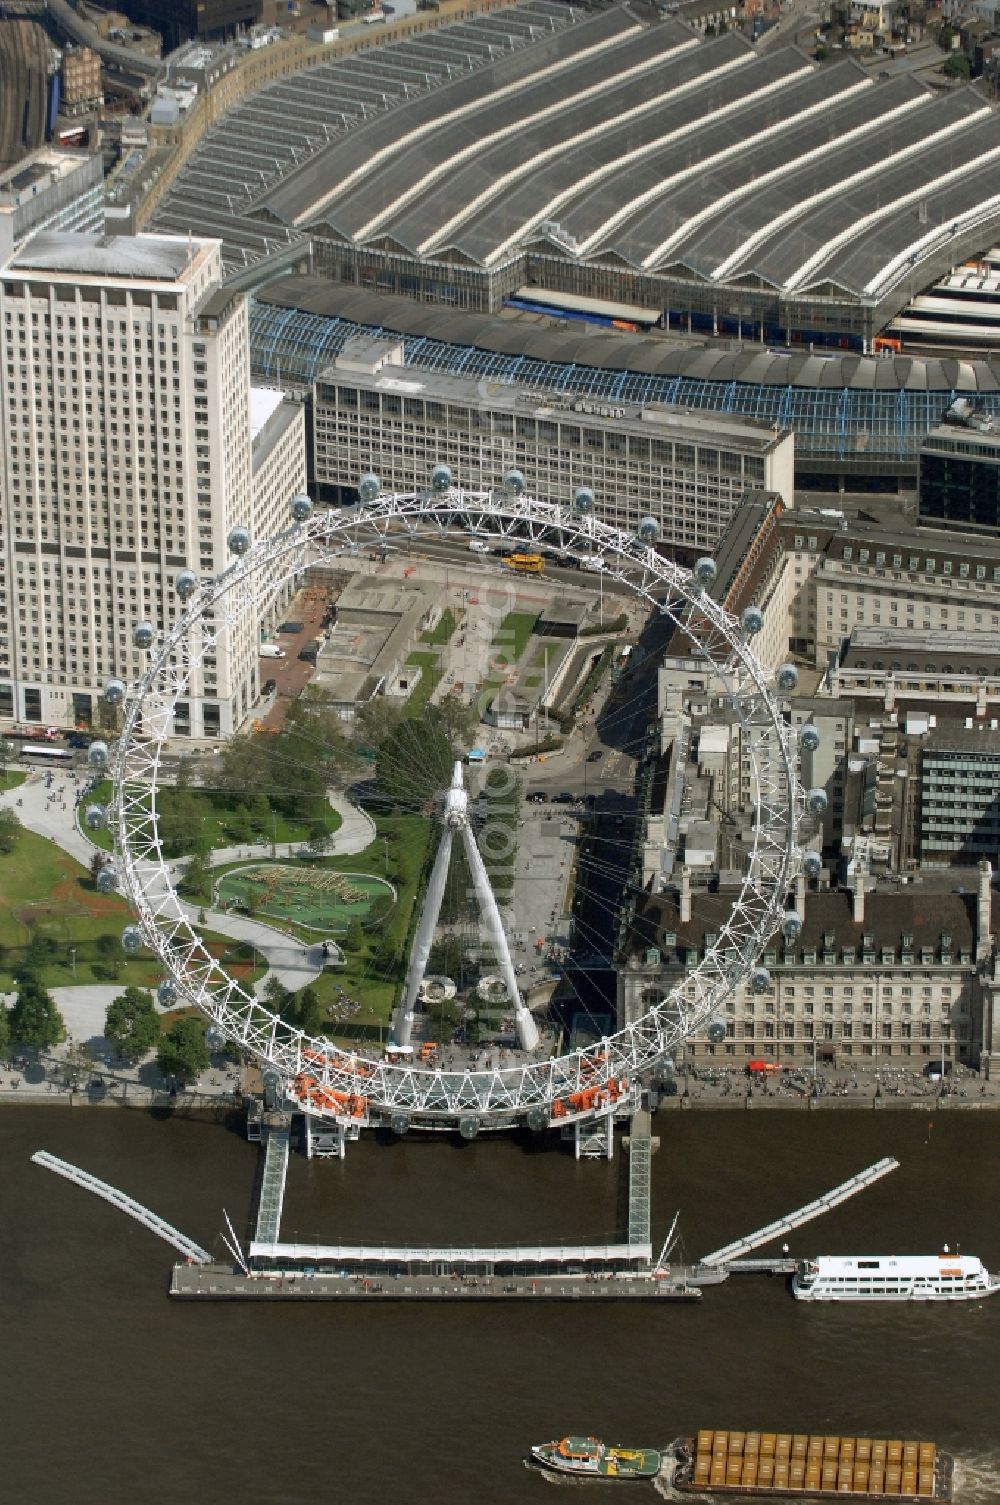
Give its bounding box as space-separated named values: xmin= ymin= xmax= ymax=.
xmin=97 ymin=473 xmax=809 ymax=1136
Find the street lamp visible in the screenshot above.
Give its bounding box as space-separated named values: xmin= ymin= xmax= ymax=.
xmin=69 ymin=947 xmax=76 ymax=979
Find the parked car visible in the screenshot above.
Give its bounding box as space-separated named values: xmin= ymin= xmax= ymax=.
xmin=277 ymin=621 xmax=303 ymax=634
xmin=262 ymin=679 xmax=277 ymax=696
xmin=526 ymin=790 xmax=547 ymax=803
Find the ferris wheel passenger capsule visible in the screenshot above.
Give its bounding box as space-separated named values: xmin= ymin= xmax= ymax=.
xmin=430 ymin=463 xmax=452 ymax=493
xmin=84 ymin=803 xmax=106 ymax=832
xmin=132 ymin=621 xmax=154 ymax=650
xmin=205 ymin=1025 xmax=226 ymax=1052
xmin=776 ymin=662 xmax=799 ymax=693
xmin=637 ymin=516 xmax=660 ymax=544
xmin=175 ymin=569 xmax=198 ymax=601
xmin=706 ymin=1016 xmax=727 ymax=1044
xmin=227 ymin=526 xmax=251 ymax=556
xmin=573 ymin=486 xmax=595 ymax=514
xmin=504 ymin=469 xmax=525 ymax=494
xmin=802 ymin=850 xmax=823 ymax=879
xmin=799 ymin=724 xmax=821 ymax=752
xmin=96 ymin=864 xmax=118 ymax=894
xmin=783 ymin=910 xmax=803 ymax=941
xmin=358 ymin=473 xmax=381 ymax=504
xmin=750 ymin=965 xmax=771 ymax=994
xmin=87 ymin=740 xmax=109 ymax=770
xmin=741 ymin=605 xmax=764 ymax=636
xmin=458 ymin=1114 xmax=480 ymax=1140
xmin=290 ymin=492 xmax=313 ymax=522
xmin=806 ymin=787 xmax=829 ymax=815
xmin=390 ymin=1112 xmax=411 ymax=1137
xmin=157 ymin=979 xmax=178 ymax=1007
xmin=103 ymin=678 xmax=125 ymax=706
xmin=693 ymin=556 xmax=717 ymax=586
xmin=121 ymin=925 xmax=144 ymax=955
xmin=527 ymin=1105 xmax=549 ymax=1133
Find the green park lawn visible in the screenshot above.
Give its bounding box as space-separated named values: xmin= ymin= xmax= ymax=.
xmin=0 ymin=770 xmax=27 ymax=791
xmin=78 ymin=778 xmax=342 ymax=856
xmin=0 ymin=827 xmax=263 ymax=991
xmin=420 ymin=607 xmax=458 ymax=646
xmin=404 ymin=650 xmax=443 ymax=716
xmin=492 ymin=610 xmax=537 ymax=666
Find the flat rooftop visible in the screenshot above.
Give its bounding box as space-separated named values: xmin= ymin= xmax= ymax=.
xmin=324 ymin=362 xmax=785 ymax=451
xmin=4 ymin=231 xmax=216 ymax=281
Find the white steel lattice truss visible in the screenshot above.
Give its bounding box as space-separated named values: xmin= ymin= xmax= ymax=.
xmin=110 ymin=489 xmax=803 ymax=1131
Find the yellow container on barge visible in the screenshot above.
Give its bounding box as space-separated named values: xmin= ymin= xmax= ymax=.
xmin=671 ymin=1431 xmax=952 ymax=1502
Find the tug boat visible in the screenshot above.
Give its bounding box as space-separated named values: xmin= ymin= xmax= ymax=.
xmin=529 ymin=1436 xmax=662 ymax=1480
xmin=671 ymin=1429 xmax=953 ymax=1500
xmin=792 ymin=1253 xmax=999 ymax=1302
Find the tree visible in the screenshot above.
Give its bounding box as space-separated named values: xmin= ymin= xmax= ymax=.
xmin=104 ymin=986 xmax=160 ymax=1060
xmin=292 ymin=984 xmax=324 ymax=1035
xmin=9 ymin=978 xmax=65 ymax=1050
xmin=344 ymin=918 xmax=367 ymax=955
xmin=263 ymin=975 xmax=292 ymax=1018
xmin=306 ymin=819 xmax=332 ymax=854
xmin=814 ymin=42 xmax=829 ymax=59
xmin=90 ymin=850 xmax=108 ymax=882
xmin=96 ymin=931 xmax=120 ymax=960
xmin=179 ymin=852 xmax=213 ymax=904
xmin=156 ymin=1015 xmax=210 ymax=1084
xmin=249 ymin=792 xmax=273 ymax=839
xmin=0 ymin=739 xmax=14 ymax=779
xmin=0 ymin=806 xmax=22 ymax=855
xmin=943 ymin=51 xmax=970 ymax=77
xmin=0 ymin=1000 xmax=9 ymax=1055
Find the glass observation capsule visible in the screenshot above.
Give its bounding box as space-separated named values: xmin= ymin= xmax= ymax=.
xmin=132 ymin=621 xmax=154 ymax=650
xmin=430 ymin=463 xmax=452 ymax=493
xmin=573 ymin=486 xmax=595 ymax=514
xmin=390 ymin=1112 xmax=411 ymax=1137
xmin=693 ymin=556 xmax=717 ymax=586
xmin=706 ymin=1016 xmax=727 ymax=1044
xmin=783 ymin=910 xmax=803 ymax=941
xmin=175 ymin=569 xmax=198 ymax=601
xmin=458 ymin=1115 xmax=480 ymax=1140
xmin=637 ymin=516 xmax=660 ymax=544
xmin=103 ymin=678 xmax=125 ymax=706
xmin=504 ymin=469 xmax=525 ymax=494
xmin=750 ymin=965 xmax=771 ymax=994
xmin=84 ymin=804 xmax=106 ymax=832
xmin=87 ymin=740 xmax=109 ymax=769
xmin=227 ymin=526 xmax=251 ymax=556
xmin=358 ymin=473 xmax=381 ymax=504
xmin=96 ymin=865 xmax=118 ymax=894
xmin=291 ymin=493 xmax=312 ymax=522
xmin=806 ymin=787 xmax=829 ymax=815
xmin=776 ymin=662 xmax=799 ymax=693
xmin=802 ymin=850 xmax=823 ymax=878
xmin=799 ymin=724 xmax=822 ymax=752
xmin=741 ymin=606 xmax=764 ymax=636
xmin=121 ymin=925 xmax=144 ymax=955
xmin=157 ymin=979 xmax=178 ymax=1007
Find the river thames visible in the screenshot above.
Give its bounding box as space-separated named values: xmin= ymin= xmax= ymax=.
xmin=2 ymin=1105 xmax=999 ymax=1505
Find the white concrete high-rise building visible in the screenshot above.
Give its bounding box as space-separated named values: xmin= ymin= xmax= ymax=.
xmin=0 ymin=231 xmax=303 ymax=738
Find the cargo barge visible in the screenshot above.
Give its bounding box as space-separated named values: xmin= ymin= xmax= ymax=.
xmin=671 ymin=1431 xmax=953 ymax=1501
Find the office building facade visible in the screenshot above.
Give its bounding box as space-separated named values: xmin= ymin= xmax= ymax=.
xmin=313 ymin=340 xmax=794 ymax=552
xmin=0 ymin=232 xmax=289 ymax=738
xmin=919 ymin=423 xmax=1000 ymax=533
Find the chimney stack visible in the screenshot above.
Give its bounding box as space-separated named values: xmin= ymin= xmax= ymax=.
xmin=852 ymin=867 xmax=865 ymax=923
xmin=978 ymin=859 xmax=993 ymax=958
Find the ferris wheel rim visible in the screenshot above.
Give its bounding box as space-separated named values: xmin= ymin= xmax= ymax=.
xmin=109 ymin=487 xmax=802 ymax=1127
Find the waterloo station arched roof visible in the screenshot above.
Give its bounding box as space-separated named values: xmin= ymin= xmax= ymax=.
xmin=153 ymin=0 xmax=1000 ymax=317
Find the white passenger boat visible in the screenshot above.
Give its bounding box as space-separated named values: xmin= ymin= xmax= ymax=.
xmin=792 ymin=1253 xmax=1000 ymax=1302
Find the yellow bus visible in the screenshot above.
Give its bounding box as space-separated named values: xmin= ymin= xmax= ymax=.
xmin=502 ymin=552 xmax=544 ymax=574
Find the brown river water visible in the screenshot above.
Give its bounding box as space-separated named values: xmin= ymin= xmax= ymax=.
xmin=2 ymin=1105 xmax=999 ymax=1505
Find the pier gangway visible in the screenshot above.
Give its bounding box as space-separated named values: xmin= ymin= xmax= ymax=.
xmin=698 ymin=1156 xmax=899 ymax=1268
xmin=254 ymin=1128 xmax=290 ymax=1245
xmin=31 ymin=1150 xmax=212 ymax=1264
